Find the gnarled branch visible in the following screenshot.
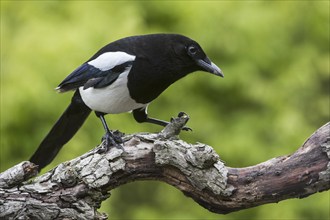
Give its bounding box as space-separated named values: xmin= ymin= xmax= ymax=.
xmin=0 ymin=115 xmax=329 ymax=220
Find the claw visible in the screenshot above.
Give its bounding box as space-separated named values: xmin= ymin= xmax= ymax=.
xmin=178 ymin=112 xmax=186 ymax=117
xmin=182 ymin=126 xmax=193 ymax=131
xmin=112 ymin=130 xmax=124 ymax=143
xmin=98 ymin=131 xmax=124 ymax=153
xmin=178 ymin=112 xmax=191 ymax=131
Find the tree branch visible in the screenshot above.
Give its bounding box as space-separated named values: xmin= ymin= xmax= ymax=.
xmin=1 ymin=115 xmax=329 ymax=219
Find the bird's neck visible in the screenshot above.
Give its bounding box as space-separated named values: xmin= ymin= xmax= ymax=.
xmin=128 ymin=67 xmax=189 ymax=104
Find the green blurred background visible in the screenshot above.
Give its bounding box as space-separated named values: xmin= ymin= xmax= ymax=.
xmin=1 ymin=1 xmax=329 ymax=219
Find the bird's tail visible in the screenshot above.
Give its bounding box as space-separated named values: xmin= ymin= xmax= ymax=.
xmin=30 ymin=90 xmax=91 ymax=171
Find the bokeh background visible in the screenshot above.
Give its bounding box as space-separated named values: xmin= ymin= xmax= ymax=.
xmin=1 ymin=1 xmax=329 ymax=219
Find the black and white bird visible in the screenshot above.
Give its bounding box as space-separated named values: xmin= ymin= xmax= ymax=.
xmin=29 ymin=33 xmax=223 ymax=170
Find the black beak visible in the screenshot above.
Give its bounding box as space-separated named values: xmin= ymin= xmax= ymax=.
xmin=197 ymin=58 xmax=224 ymax=77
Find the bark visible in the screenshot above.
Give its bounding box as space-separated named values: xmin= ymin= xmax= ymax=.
xmin=0 ymin=114 xmax=329 ymax=220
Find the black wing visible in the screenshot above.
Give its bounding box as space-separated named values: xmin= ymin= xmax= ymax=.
xmin=56 ymin=61 xmax=133 ymax=93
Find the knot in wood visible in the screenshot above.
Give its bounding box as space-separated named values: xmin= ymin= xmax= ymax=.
xmin=52 ymin=164 xmax=78 ymax=188
xmin=185 ymin=143 xmax=220 ymax=169
xmin=153 ymin=139 xmax=229 ymax=195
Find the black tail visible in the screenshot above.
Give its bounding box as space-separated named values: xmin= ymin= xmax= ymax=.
xmin=30 ymin=90 xmax=91 ymax=171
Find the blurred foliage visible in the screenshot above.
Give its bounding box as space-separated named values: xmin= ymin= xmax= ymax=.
xmin=1 ymin=1 xmax=329 ymax=219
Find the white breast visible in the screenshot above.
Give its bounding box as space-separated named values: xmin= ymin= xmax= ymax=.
xmin=79 ymin=68 xmax=148 ymax=114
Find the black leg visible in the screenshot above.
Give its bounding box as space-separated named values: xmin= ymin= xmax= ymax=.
xmin=132 ymin=108 xmax=191 ymax=131
xmin=98 ymin=113 xmax=111 ymax=134
xmin=145 ymin=117 xmax=169 ymax=127
xmin=95 ymin=112 xmax=123 ymax=149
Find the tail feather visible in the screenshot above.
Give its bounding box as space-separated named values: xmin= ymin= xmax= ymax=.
xmin=30 ymin=90 xmax=91 ymax=171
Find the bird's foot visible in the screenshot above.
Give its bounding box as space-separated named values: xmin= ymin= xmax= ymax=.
xmin=171 ymin=112 xmax=192 ymax=132
xmin=98 ymin=130 xmax=124 ymax=153
xmin=112 ymin=130 xmax=125 ymax=144
xmin=182 ymin=126 xmax=193 ymax=131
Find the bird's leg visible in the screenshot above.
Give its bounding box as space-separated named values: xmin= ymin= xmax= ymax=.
xmin=133 ymin=108 xmax=192 ymax=131
xmin=95 ymin=112 xmax=123 ymax=150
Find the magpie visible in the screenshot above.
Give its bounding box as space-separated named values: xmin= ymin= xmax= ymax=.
xmin=29 ymin=33 xmax=223 ymax=170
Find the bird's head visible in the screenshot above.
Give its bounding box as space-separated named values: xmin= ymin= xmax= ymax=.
xmin=111 ymin=34 xmax=223 ymax=79
xmin=168 ymin=34 xmax=224 ymax=78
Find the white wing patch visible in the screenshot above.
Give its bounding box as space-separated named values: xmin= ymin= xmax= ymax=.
xmin=88 ymin=51 xmax=136 ymax=71
xmin=79 ymin=67 xmax=148 ymax=114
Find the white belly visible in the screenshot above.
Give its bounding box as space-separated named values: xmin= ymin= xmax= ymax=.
xmin=79 ymin=70 xmax=147 ymax=114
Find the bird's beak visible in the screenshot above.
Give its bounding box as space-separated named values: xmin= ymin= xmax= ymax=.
xmin=197 ymin=58 xmax=224 ymax=77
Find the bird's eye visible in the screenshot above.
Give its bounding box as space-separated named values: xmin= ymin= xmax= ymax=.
xmin=188 ymin=46 xmax=197 ymax=55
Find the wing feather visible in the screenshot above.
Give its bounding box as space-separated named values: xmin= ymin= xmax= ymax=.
xmin=56 ymin=52 xmax=134 ymax=93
